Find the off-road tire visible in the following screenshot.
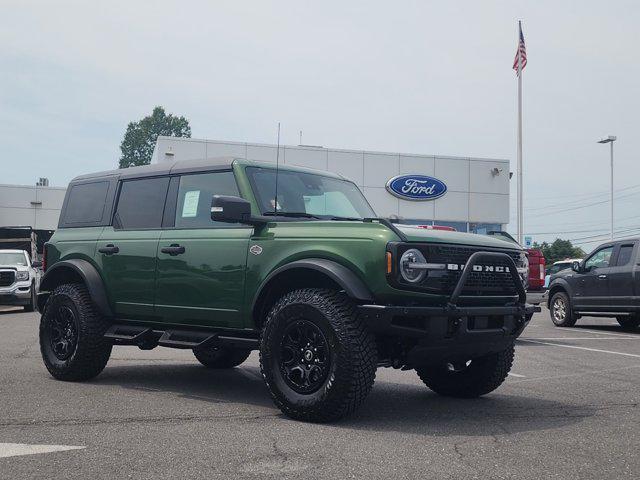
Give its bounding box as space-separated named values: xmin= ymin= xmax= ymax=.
xmin=616 ymin=315 xmax=640 ymax=331
xmin=416 ymin=345 xmax=515 ymax=398
xmin=193 ymin=347 xmax=251 ymax=369
xmin=24 ymin=282 xmax=36 ymax=312
xmin=550 ymin=291 xmax=577 ymax=327
xmin=39 ymin=283 xmax=112 ymax=381
xmin=260 ymin=288 xmax=377 ymax=422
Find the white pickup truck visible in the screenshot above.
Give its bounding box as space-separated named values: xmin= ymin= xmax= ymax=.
xmin=0 ymin=249 xmax=41 ymax=311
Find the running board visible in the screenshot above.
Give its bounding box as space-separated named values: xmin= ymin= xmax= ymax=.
xmin=104 ymin=324 xmax=260 ymax=350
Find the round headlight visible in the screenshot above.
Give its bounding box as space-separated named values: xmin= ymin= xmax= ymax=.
xmin=400 ymin=249 xmax=427 ymax=283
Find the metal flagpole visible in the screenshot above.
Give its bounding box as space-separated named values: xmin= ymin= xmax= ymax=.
xmin=610 ymin=140 xmax=614 ymax=240
xmin=517 ymin=21 xmax=523 ymax=245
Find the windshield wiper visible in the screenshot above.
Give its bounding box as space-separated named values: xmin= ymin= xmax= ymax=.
xmin=329 ymin=216 xmax=362 ymax=221
xmin=262 ymin=211 xmax=324 ymax=219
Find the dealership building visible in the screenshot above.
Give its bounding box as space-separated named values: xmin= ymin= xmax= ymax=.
xmin=152 ymin=137 xmax=510 ymax=233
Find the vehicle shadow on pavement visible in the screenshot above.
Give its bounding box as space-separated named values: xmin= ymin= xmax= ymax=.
xmin=344 ymin=382 xmax=595 ymax=436
xmin=97 ymin=362 xmax=276 ymax=409
xmin=0 ymin=307 xmax=25 ymax=315
xmin=96 ymin=362 xmax=593 ymax=436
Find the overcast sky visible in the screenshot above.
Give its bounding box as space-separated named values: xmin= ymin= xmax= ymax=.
xmin=2 ymin=1 xmax=639 ymax=250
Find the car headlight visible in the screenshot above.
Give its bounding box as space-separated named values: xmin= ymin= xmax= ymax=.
xmin=400 ymin=249 xmax=427 ymax=283
xmin=16 ymin=271 xmax=29 ymax=281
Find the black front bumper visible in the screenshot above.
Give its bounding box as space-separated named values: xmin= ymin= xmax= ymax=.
xmin=359 ymin=250 xmax=541 ymax=364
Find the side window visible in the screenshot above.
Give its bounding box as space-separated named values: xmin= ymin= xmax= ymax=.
xmin=616 ymin=245 xmax=635 ymax=267
xmin=174 ymin=171 xmax=239 ymax=228
xmin=63 ymin=181 xmax=109 ymax=225
xmin=114 ymin=177 xmax=170 ymax=229
xmin=585 ymin=246 xmax=614 ymax=271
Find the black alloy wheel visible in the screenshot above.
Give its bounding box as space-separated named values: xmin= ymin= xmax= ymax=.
xmin=260 ymin=288 xmax=377 ymax=422
xmin=278 ymin=319 xmax=331 ymax=394
xmin=47 ymin=304 xmax=79 ymax=360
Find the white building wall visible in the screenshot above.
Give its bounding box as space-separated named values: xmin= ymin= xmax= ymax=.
xmin=0 ymin=184 xmax=66 ymax=230
xmin=153 ymin=137 xmax=510 ymax=228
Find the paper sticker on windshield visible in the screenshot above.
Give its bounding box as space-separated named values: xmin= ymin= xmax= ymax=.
xmin=182 ymin=190 xmax=200 ymax=218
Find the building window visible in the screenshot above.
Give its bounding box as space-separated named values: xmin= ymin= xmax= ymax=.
xmin=469 ymin=223 xmax=502 ymax=235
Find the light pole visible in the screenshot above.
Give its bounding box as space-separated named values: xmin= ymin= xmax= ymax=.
xmin=598 ymin=135 xmax=617 ymax=240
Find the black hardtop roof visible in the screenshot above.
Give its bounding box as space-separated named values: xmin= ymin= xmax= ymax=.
xmin=70 ymin=157 xmax=346 ymax=184
xmin=71 ymin=157 xmax=237 ymax=183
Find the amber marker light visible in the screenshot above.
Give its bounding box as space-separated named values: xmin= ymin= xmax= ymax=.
xmin=386 ymin=251 xmax=393 ymax=274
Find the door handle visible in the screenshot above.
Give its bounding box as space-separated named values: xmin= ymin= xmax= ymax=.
xmin=598 ymin=274 xmax=608 ymax=279
xmin=98 ymin=244 xmax=119 ymax=255
xmin=161 ymin=244 xmax=186 ymax=256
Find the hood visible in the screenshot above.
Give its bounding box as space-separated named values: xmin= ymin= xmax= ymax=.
xmin=551 ymin=268 xmax=575 ymax=281
xmin=396 ymin=225 xmax=523 ymax=251
xmin=0 ymin=264 xmax=28 ymax=271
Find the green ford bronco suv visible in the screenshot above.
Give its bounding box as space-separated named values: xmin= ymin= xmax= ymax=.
xmin=38 ymin=157 xmax=537 ymax=422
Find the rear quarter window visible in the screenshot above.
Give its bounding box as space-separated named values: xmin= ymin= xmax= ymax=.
xmin=62 ymin=181 xmax=110 ymax=225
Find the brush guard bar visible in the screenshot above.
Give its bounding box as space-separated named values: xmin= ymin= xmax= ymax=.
xmin=358 ymin=251 xmax=540 ymax=339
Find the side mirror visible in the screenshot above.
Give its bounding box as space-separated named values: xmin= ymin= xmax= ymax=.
xmin=572 ymin=261 xmax=581 ymax=273
xmin=210 ymin=195 xmax=252 ymax=223
xmin=32 ymin=260 xmax=42 ymax=268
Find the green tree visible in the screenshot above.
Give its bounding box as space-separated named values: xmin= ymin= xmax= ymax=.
xmin=119 ymin=106 xmax=191 ymax=168
xmin=532 ymin=238 xmax=586 ymax=266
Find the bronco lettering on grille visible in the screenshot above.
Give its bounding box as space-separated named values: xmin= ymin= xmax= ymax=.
xmin=446 ymin=264 xmax=508 ymax=273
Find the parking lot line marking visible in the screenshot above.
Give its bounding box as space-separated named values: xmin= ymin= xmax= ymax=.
xmin=519 ymin=339 xmax=640 ymax=358
xmin=508 ymin=372 xmax=526 ymax=377
xmin=0 ymin=443 xmax=85 ymax=459
xmin=523 ymin=337 xmax=638 ymax=341
xmin=571 ymin=328 xmax=637 ymax=338
xmin=508 ymin=363 xmax=640 ymax=384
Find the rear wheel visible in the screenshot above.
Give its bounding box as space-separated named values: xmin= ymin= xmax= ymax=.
xmin=39 ymin=283 xmax=112 ymax=381
xmin=550 ymin=291 xmax=577 ymax=327
xmin=416 ymin=345 xmax=515 ymax=398
xmin=260 ymin=288 xmax=377 ymax=422
xmin=616 ymin=315 xmax=640 ymax=331
xmin=193 ymin=347 xmax=251 ymax=369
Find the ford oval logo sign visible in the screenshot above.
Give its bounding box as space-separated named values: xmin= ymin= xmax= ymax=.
xmin=385 ymin=174 xmax=447 ymax=201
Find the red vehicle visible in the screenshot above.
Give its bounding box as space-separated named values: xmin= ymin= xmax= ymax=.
xmin=526 ymin=248 xmax=545 ymax=291
xmin=486 ymin=231 xmax=545 ymax=291
xmin=415 ymin=225 xmax=457 ymax=231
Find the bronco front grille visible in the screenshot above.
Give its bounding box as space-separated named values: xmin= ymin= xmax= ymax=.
xmin=0 ymin=270 xmax=15 ymax=287
xmin=390 ymin=243 xmax=522 ymax=296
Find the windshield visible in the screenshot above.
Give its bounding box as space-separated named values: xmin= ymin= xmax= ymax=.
xmin=246 ymin=167 xmax=376 ymax=219
xmin=0 ymin=252 xmax=27 ymax=266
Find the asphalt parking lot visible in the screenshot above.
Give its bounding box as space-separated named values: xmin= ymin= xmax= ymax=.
xmin=1 ymin=305 xmax=638 ymax=479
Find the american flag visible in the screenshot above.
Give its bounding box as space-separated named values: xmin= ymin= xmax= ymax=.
xmin=512 ymin=21 xmax=527 ymax=75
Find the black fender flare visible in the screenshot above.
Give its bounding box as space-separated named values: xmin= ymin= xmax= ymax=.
xmin=546 ymin=278 xmax=574 ymax=310
xmin=252 ymin=258 xmax=374 ymax=315
xmin=38 ymin=259 xmax=113 ymax=317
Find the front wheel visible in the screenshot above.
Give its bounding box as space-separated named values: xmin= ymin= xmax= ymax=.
xmin=260 ymin=289 xmax=377 ymax=422
xmin=616 ymin=316 xmax=640 ymax=331
xmin=24 ymin=282 xmax=36 ymax=312
xmin=416 ymin=345 xmax=515 ymax=398
xmin=550 ymin=291 xmax=577 ymax=327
